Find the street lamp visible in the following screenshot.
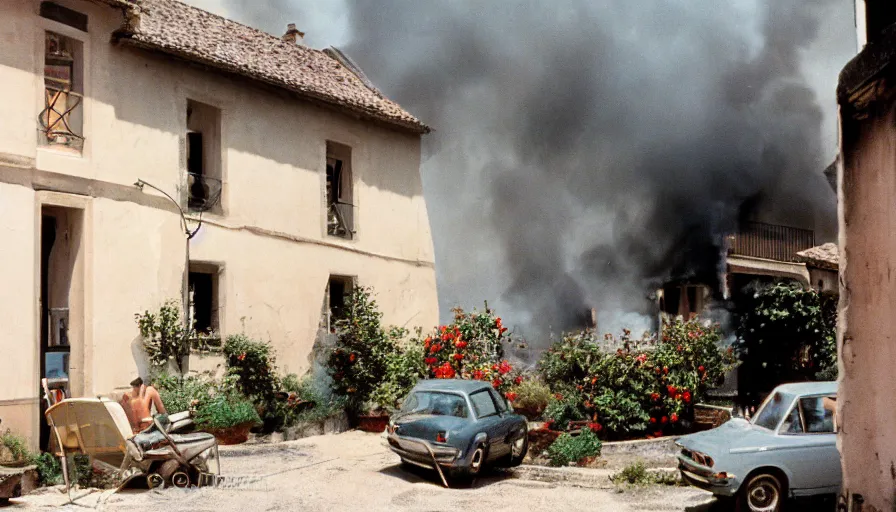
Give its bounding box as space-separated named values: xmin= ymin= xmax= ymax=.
xmin=134 ymin=179 xmax=202 ymax=337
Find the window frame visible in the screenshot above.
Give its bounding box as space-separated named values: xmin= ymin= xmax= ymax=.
xmin=469 ymin=389 xmax=500 ymax=419
xmin=777 ymin=394 xmax=838 ymax=436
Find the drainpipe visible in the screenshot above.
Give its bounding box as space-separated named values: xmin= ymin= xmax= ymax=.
xmin=134 ymin=179 xmax=201 ymax=374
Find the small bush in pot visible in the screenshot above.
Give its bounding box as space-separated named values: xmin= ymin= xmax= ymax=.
xmin=194 ymin=393 xmax=261 ymax=444
xmin=546 ymin=429 xmax=602 ymax=467
xmin=509 ymin=379 xmax=552 ymax=419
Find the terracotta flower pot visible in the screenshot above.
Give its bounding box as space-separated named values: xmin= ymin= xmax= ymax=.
xmin=356 ymin=414 xmax=390 ymax=433
xmin=207 ymin=422 xmax=254 ymax=445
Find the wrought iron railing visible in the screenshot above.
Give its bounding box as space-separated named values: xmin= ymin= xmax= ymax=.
xmin=327 ymin=201 xmax=354 ymax=239
xmin=39 ymin=84 xmax=84 ymax=150
xmin=187 ymin=173 xmax=223 ymax=211
xmin=727 ymin=221 xmax=815 ymax=262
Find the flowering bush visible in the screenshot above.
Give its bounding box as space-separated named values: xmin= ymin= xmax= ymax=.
xmin=223 ymin=334 xmax=280 ymax=406
xmin=327 ymin=287 xmax=407 ymax=414
xmin=538 ymin=318 xmax=736 ymax=439
xmin=417 ymin=305 xmax=520 ymax=399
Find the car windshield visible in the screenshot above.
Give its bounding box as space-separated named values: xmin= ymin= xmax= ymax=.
xmin=752 ymin=391 xmax=796 ymax=430
xmin=400 ymin=391 xmax=468 ymax=418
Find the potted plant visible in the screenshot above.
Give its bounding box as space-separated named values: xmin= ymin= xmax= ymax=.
xmin=194 ymin=393 xmax=261 ymax=445
xmin=0 ymin=430 xmax=32 ymax=468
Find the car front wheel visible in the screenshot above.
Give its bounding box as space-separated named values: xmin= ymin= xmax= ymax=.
xmin=738 ymin=473 xmax=784 ymax=512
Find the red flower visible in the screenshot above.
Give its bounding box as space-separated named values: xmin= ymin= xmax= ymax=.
xmin=554 ymin=393 xmax=564 ymax=401
xmin=655 ymin=367 xmax=662 ymax=374
xmin=472 ymin=370 xmax=485 ymax=380
xmin=425 ymin=357 xmax=438 ymax=365
xmin=650 ymin=393 xmax=660 ymax=402
xmin=505 ymin=392 xmax=518 ymax=402
xmin=544 ymin=419 xmax=555 ymax=429
xmin=424 ymin=337 xmax=432 ymax=348
xmin=514 ymin=376 xmax=523 ymax=385
xmin=496 ymin=317 xmax=503 ymax=329
xmin=649 ymin=417 xmax=657 ymax=424
xmin=349 ymin=353 xmax=356 ymax=362
xmin=492 ymin=379 xmax=501 ymax=389
xmin=237 ymin=353 xmax=246 ymax=361
xmin=682 ymin=391 xmax=692 ymax=403
xmin=498 ymin=361 xmax=512 ymax=375
xmin=670 ymin=413 xmax=679 ymax=423
xmin=453 ymin=353 xmax=464 ymax=361
xmin=663 ymin=366 xmax=669 ymax=374
xmin=698 ymin=365 xmax=705 ymax=373
xmin=667 ymin=385 xmax=677 ymax=395
xmin=677 ymin=344 xmax=683 ymax=351
xmin=588 ymin=422 xmax=603 ymax=433
xmin=661 ymin=416 xmax=668 ymax=424
xmin=455 ymin=340 xmax=468 ymax=349
xmin=440 ymin=325 xmax=448 ymax=333
xmin=430 ymin=343 xmax=442 ymax=354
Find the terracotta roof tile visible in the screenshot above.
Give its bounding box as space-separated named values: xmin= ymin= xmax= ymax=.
xmin=112 ymin=0 xmax=429 ymax=134
xmin=796 ymin=243 xmax=839 ymax=270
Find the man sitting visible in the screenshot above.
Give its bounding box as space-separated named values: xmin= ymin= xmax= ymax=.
xmin=119 ymin=377 xmax=167 ymax=434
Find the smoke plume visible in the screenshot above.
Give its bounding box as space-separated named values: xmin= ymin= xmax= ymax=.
xmin=185 ymin=0 xmax=853 ymax=338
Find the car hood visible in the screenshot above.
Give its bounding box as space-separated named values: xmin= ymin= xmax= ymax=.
xmin=677 ymin=418 xmax=776 ymax=456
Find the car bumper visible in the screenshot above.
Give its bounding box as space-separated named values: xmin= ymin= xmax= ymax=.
xmin=677 ymin=455 xmax=738 ymax=497
xmin=386 ymin=434 xmax=463 ymax=469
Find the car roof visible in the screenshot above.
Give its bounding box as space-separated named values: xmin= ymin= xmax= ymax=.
xmin=774 ymin=381 xmax=837 ymax=396
xmin=412 ymin=379 xmax=492 ymax=394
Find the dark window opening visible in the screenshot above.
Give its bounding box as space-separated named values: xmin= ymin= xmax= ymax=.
xmin=189 ymin=264 xmax=219 ymax=335
xmin=687 ymin=286 xmax=698 ymax=314
xmin=327 ymin=275 xmax=354 ymax=332
xmin=326 ymin=141 xmax=354 ymax=239
xmin=186 ymin=100 xmax=222 ymax=212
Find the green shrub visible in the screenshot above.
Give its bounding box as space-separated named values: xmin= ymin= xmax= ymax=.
xmin=369 ymin=341 xmax=426 ymax=412
xmin=735 ymin=282 xmax=838 ymax=393
xmin=223 ymin=334 xmax=280 ymax=403
xmin=135 ymin=300 xmax=192 ymax=375
xmin=278 ymin=373 xmax=346 ymax=425
xmin=327 ymin=288 xmax=405 ymax=413
xmin=0 ymin=431 xmax=33 ymax=463
xmin=509 ymin=378 xmax=552 ymax=418
xmin=154 ymin=373 xmax=215 ymax=414
xmin=33 ymin=452 xmax=63 ymax=486
xmin=537 ymin=318 xmax=736 ymax=439
xmin=610 ymin=460 xmax=680 ymax=487
xmin=194 ymin=393 xmax=261 ymax=430
xmin=546 ymin=429 xmax=602 ymax=467
xmin=544 ymin=389 xmax=586 ymax=430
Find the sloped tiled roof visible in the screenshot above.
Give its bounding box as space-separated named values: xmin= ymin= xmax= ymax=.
xmin=796 ymin=243 xmax=839 ymax=270
xmin=111 ymin=0 xmax=429 ymax=134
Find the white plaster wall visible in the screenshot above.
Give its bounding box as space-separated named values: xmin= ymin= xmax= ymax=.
xmin=838 ymin=104 xmax=896 ymax=510
xmin=0 ymin=0 xmax=439 ymax=442
xmin=0 ymin=183 xmax=39 ymax=443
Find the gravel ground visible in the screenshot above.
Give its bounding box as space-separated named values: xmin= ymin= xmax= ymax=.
xmin=7 ymin=431 xmax=722 ymax=512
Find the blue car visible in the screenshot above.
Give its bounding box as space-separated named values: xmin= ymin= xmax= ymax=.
xmin=386 ymin=379 xmax=528 ymax=481
xmin=676 ymin=381 xmax=841 ymax=512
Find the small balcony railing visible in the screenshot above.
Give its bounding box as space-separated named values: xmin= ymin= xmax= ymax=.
xmin=39 ymin=84 xmax=84 ymax=150
xmin=327 ymin=201 xmax=354 ymax=239
xmin=727 ymin=222 xmax=815 ymax=262
xmin=187 ymin=173 xmax=223 ymax=212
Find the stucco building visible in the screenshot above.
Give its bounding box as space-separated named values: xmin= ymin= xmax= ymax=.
xmin=0 ymin=0 xmax=438 ymax=448
xmin=836 ymin=2 xmax=896 ymax=510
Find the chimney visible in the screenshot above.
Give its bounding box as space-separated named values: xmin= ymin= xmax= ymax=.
xmin=282 ymin=23 xmax=305 ymax=45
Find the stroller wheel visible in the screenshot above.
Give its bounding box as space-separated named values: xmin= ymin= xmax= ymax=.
xmin=171 ymin=472 xmax=191 ymax=488
xmin=147 ymin=473 xmax=165 ymax=489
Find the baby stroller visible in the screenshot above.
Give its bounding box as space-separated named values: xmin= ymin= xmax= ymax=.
xmin=44 ymin=396 xmax=220 ymax=501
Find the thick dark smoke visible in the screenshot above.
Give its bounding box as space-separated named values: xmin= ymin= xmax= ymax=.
xmin=186 ymin=0 xmax=852 ymax=337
